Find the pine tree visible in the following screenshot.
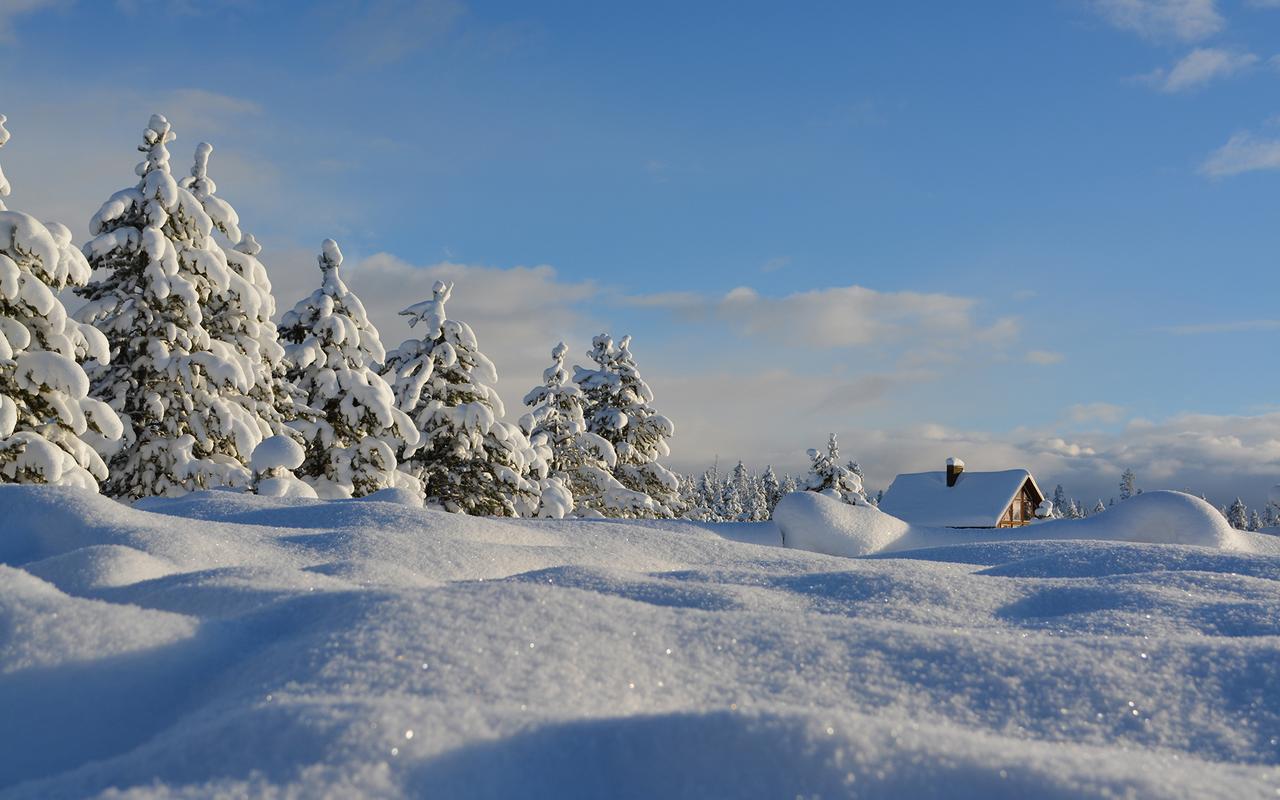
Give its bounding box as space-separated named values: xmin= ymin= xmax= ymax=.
xmin=803 ymin=433 xmax=865 ymax=503
xmin=1119 ymin=468 xmax=1137 ymax=501
xmin=0 ymin=114 xmax=123 ymax=488
xmin=384 ymin=280 xmax=544 ymax=516
xmin=760 ymin=465 xmax=782 ymax=513
xmin=780 ymin=473 xmax=799 ymax=496
xmin=718 ymin=470 xmax=744 ymax=521
xmin=1248 ymin=510 xmax=1262 ymax=533
xmin=1066 ymin=499 xmax=1083 ymax=519
xmin=75 ymin=114 xmax=268 ymax=498
xmin=573 ymin=333 xmax=679 ymax=517
xmin=1052 ymin=484 xmax=1068 ymax=513
xmin=279 ymin=239 xmax=419 ymax=498
xmin=180 ymin=142 xmax=298 ymax=437
xmin=1093 ymin=499 xmax=1106 ymax=515
xmin=1226 ymin=497 xmax=1249 ymax=531
xmin=521 ymin=341 xmax=654 ymax=517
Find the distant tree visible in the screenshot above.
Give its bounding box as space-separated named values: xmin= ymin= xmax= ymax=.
xmin=1248 ymin=510 xmax=1262 ymax=532
xmin=1226 ymin=497 xmax=1249 ymax=531
xmin=1066 ymin=499 xmax=1084 ymax=519
xmin=1052 ymin=484 xmax=1068 ymax=512
xmin=760 ymin=465 xmax=782 ymax=512
xmin=1093 ymin=499 xmax=1106 ymax=515
xmin=1119 ymin=469 xmax=1137 ymax=501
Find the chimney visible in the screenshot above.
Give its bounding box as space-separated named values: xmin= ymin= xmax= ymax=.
xmin=946 ymin=457 xmax=965 ymax=487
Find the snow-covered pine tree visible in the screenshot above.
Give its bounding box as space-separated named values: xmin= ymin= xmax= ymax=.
xmin=718 ymin=465 xmax=744 ymax=521
xmin=384 ymin=280 xmax=544 ymax=516
xmin=180 ymin=143 xmax=299 ymax=436
xmin=803 ymin=433 xmax=865 ymax=503
xmin=1052 ymin=484 xmax=1068 ymax=513
xmin=760 ymin=464 xmax=782 ymax=514
xmin=1093 ymin=499 xmax=1106 ymax=515
xmin=1119 ymin=469 xmax=1137 ymax=501
xmin=1248 ymin=510 xmax=1262 ymax=532
xmin=75 ymin=114 xmax=271 ymax=498
xmin=573 ymin=333 xmax=679 ymax=517
xmin=0 ymin=114 xmax=124 ymax=488
xmin=1226 ymin=497 xmax=1249 ymax=531
xmin=279 ymin=239 xmax=419 ymax=498
xmin=1066 ymin=499 xmax=1083 ymax=519
xmin=520 ymin=341 xmax=655 ymax=517
xmin=780 ymin=473 xmax=799 ymax=496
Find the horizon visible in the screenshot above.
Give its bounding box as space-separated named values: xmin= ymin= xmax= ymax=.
xmin=2 ymin=0 xmax=1278 ymax=508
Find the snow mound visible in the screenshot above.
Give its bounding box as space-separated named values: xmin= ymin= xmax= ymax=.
xmin=775 ymin=489 xmax=1254 ymax=558
xmin=251 ymin=435 xmax=304 ymax=472
xmin=360 ymin=486 xmax=426 ymax=508
xmin=1026 ymin=491 xmax=1255 ymax=552
xmin=23 ymin=544 xmax=178 ymax=593
xmin=773 ymin=490 xmax=909 ymax=556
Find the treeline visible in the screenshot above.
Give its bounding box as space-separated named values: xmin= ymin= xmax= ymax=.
xmin=0 ymin=113 xmax=685 ymax=518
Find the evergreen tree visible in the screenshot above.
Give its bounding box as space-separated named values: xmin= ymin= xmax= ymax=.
xmin=780 ymin=473 xmax=799 ymax=496
xmin=521 ymin=341 xmax=654 ymax=517
xmin=1226 ymin=497 xmax=1249 ymax=531
xmin=1093 ymin=499 xmax=1106 ymax=515
xmin=279 ymin=239 xmax=419 ymax=498
xmin=75 ymin=114 xmax=266 ymax=498
xmin=1066 ymin=499 xmax=1084 ymax=519
xmin=384 ymin=280 xmax=544 ymax=516
xmin=180 ymin=142 xmax=298 ymax=436
xmin=717 ymin=469 xmax=744 ymax=521
xmin=1119 ymin=468 xmax=1137 ymax=501
xmin=0 ymin=114 xmax=123 ymax=488
xmin=760 ymin=465 xmax=782 ymax=513
xmin=573 ymin=333 xmax=679 ymax=517
xmin=1052 ymin=484 xmax=1068 ymax=513
xmin=1248 ymin=510 xmax=1262 ymax=533
xmin=803 ymin=433 xmax=865 ymax=503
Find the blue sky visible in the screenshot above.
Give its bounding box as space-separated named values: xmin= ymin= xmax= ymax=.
xmin=2 ymin=0 xmax=1279 ymax=506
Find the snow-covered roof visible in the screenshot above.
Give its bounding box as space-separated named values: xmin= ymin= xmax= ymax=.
xmin=878 ymin=468 xmax=1041 ymax=528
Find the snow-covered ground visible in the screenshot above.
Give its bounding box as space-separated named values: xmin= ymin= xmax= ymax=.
xmin=2 ymin=487 xmax=1280 ymax=798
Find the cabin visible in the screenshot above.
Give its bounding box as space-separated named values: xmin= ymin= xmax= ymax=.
xmin=877 ymin=458 xmax=1045 ymax=528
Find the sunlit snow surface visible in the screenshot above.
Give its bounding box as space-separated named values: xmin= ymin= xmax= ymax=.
xmin=2 ymin=486 xmax=1279 ymax=799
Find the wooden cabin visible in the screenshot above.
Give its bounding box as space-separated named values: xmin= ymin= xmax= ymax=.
xmin=877 ymin=458 xmax=1045 ymax=528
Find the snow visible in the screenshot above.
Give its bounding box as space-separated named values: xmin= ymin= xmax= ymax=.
xmin=251 ymin=435 xmax=305 ymax=473
xmin=1 ymin=485 xmax=1278 ymax=797
xmin=779 ymin=490 xmax=1263 ymax=558
xmin=878 ymin=468 xmax=1040 ymax=528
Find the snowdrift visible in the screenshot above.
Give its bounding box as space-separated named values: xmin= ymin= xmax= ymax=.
xmin=774 ymin=489 xmax=1260 ymax=558
xmin=2 ymin=484 xmax=1279 ymax=798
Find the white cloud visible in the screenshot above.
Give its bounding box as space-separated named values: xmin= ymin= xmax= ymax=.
xmin=0 ymin=0 xmax=63 ymax=42
xmin=1163 ymin=319 xmax=1280 ymax=333
xmin=1089 ymin=0 xmax=1225 ymax=41
xmin=1025 ymin=349 xmax=1065 ymax=365
xmin=1140 ymin=47 xmax=1259 ymax=92
xmin=335 ymin=0 xmax=466 ymax=66
xmin=629 ymin=283 xmax=1013 ymax=352
xmin=1066 ymin=402 xmax=1128 ymax=424
xmin=1199 ymin=131 xmax=1280 ymax=177
xmin=843 ymin=412 xmax=1280 ymax=508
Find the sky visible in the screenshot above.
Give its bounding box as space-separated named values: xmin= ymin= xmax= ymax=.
xmin=1 ymin=0 xmax=1279 ymax=508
